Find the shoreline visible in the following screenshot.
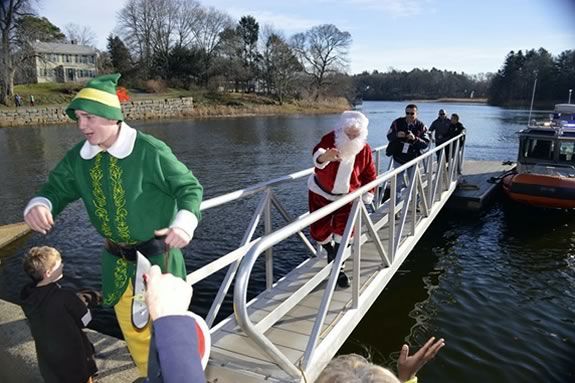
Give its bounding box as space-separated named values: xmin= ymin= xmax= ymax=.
xmin=0 ymin=97 xmax=350 ymax=128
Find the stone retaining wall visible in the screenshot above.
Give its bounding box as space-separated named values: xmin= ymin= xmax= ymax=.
xmin=0 ymin=96 xmax=194 ymax=127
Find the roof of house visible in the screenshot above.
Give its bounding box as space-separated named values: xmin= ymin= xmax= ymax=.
xmin=31 ymin=41 xmax=97 ymax=55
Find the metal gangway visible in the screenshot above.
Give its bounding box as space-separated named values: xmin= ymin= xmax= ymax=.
xmin=189 ymin=134 xmax=466 ymax=383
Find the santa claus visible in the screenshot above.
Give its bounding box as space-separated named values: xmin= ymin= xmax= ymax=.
xmin=308 ymin=110 xmax=377 ymax=288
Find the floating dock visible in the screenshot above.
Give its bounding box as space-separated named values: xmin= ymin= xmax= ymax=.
xmin=0 ymin=299 xmax=140 ymax=383
xmin=0 ymin=222 xmax=30 ymax=251
xmin=449 ymin=160 xmax=516 ymax=211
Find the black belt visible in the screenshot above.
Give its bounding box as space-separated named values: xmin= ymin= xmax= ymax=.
xmin=105 ymin=236 xmax=166 ymax=262
xmin=314 ymin=176 xmax=345 ymax=196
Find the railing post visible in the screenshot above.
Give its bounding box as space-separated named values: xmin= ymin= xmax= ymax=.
xmin=264 ymin=189 xmax=273 ymax=290
xmin=302 ymin=200 xmax=360 ymax=368
xmin=352 ymin=206 xmax=361 ymax=309
xmin=427 ymin=151 xmax=434 ymax=205
xmin=374 ymin=149 xmax=381 ymax=208
xmin=389 ymin=174 xmax=397 ymax=262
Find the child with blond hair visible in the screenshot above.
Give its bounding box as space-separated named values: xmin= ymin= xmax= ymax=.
xmin=20 ymin=246 xmax=97 ymax=383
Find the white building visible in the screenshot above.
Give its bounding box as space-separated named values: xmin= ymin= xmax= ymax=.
xmin=31 ymin=41 xmax=97 ymax=83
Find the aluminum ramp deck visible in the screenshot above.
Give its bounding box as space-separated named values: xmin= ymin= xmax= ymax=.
xmin=193 ymin=136 xmax=465 ymax=383
xmin=207 ymin=198 xmax=449 ymax=382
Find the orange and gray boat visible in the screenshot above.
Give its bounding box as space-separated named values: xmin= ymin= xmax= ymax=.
xmin=502 ymin=104 xmax=575 ymax=209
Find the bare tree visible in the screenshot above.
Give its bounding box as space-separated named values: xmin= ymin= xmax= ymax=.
xmin=117 ymin=0 xmax=208 ymax=77
xmin=191 ymin=6 xmax=232 ymax=83
xmin=292 ymin=24 xmax=351 ymax=99
xmin=191 ymin=7 xmax=231 ymax=61
xmin=173 ymin=0 xmax=202 ymax=48
xmin=0 ymin=0 xmax=34 ymax=105
xmin=65 ymin=23 xmax=97 ymax=46
xmin=117 ymin=0 xmax=156 ymax=74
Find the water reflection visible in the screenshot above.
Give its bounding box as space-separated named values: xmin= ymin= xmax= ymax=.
xmin=0 ymin=102 xmax=573 ymax=382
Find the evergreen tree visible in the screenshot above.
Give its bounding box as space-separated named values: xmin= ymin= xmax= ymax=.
xmin=107 ymin=35 xmax=133 ymax=79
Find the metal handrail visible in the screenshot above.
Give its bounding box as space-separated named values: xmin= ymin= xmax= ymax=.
xmin=232 ymin=134 xmax=465 ymax=378
xmin=188 ymin=144 xmax=389 ymax=328
xmin=198 ymin=145 xmax=388 ymax=211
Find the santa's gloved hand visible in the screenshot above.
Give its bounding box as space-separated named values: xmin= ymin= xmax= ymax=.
xmin=362 ymin=192 xmax=374 ymax=205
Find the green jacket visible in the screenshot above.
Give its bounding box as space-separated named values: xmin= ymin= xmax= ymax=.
xmin=33 ymin=124 xmax=203 ymax=305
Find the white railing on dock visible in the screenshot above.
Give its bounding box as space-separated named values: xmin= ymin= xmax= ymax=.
xmin=188 ymin=134 xmax=465 ymax=381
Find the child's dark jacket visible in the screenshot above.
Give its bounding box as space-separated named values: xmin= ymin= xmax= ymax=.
xmin=21 ymin=282 xmax=97 ymax=383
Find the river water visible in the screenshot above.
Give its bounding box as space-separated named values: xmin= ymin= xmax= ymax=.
xmin=0 ymin=101 xmax=573 ymax=382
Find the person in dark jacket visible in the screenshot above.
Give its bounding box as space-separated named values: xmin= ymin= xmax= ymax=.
xmin=428 ymin=109 xmax=451 ymax=146
xmin=445 ymin=113 xmax=466 ymax=170
xmin=145 ymin=265 xmax=206 ymax=383
xmin=20 ymin=246 xmax=97 ymax=383
xmin=386 ymin=104 xmax=430 ymax=196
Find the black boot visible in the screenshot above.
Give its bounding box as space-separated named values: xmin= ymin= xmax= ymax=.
xmin=324 ymin=243 xmax=350 ymax=289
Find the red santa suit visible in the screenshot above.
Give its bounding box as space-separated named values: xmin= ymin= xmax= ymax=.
xmin=308 ymin=116 xmax=377 ymax=245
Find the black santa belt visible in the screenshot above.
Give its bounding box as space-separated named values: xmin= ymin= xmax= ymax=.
xmin=314 ymin=176 xmax=345 ymax=196
xmin=105 ymin=237 xmax=166 ymax=262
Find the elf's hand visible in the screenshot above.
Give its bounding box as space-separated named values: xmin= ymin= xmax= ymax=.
xmin=155 ymin=227 xmax=191 ymax=249
xmin=25 ymin=205 xmax=54 ymax=234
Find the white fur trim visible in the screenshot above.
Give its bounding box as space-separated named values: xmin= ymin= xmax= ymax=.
xmin=313 ymin=148 xmax=330 ymax=169
xmin=170 ymin=210 xmax=198 ymax=239
xmin=24 ymin=197 xmax=53 ymax=217
xmin=333 ymin=234 xmax=343 ymax=243
xmin=317 ymin=234 xmax=333 ymax=245
xmin=362 ymin=192 xmax=374 ymax=204
xmin=80 ymin=122 xmax=137 ymax=160
xmin=332 ymin=158 xmax=355 ymax=194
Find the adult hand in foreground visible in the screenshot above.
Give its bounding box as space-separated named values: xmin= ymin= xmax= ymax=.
xmin=397 ymin=336 xmax=445 ymax=382
xmin=144 ymin=265 xmax=193 ymax=321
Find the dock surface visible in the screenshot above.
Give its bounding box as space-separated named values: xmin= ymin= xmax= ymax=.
xmin=0 ymin=222 xmax=30 ymax=250
xmin=0 ymin=299 xmax=140 ymax=383
xmin=450 ymin=160 xmax=515 ymax=210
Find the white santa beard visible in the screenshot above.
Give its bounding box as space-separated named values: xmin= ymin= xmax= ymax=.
xmin=335 ymin=132 xmax=366 ymax=160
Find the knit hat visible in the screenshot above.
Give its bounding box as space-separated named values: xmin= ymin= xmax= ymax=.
xmin=66 ymin=73 xmax=124 ymax=121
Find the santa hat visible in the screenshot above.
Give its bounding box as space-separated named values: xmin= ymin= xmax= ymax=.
xmin=66 ymin=73 xmax=124 ymax=121
xmin=337 ymin=110 xmax=369 ymax=134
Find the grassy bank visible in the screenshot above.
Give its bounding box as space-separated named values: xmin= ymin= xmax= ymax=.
xmin=4 ymin=82 xmax=349 ymax=118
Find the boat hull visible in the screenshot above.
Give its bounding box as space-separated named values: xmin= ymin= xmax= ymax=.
xmin=502 ymin=173 xmax=575 ymax=209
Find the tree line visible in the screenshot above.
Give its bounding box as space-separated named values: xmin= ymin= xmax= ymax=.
xmin=487 ymin=48 xmax=575 ymax=106
xmin=351 ymin=69 xmax=491 ymax=101
xmin=2 ymin=0 xmax=573 ymax=107
xmin=104 ymin=0 xmax=353 ymax=103
xmin=1 ymin=0 xmax=353 ymax=105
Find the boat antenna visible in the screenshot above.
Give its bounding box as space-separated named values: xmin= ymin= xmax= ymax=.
xmin=528 ymin=70 xmax=538 ymax=126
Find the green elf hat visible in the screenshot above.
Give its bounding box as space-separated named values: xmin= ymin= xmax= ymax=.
xmin=66 ymin=73 xmax=124 ymax=121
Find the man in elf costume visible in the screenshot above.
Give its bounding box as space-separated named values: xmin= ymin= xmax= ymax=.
xmin=308 ymin=111 xmax=376 ymax=288
xmin=23 ymin=73 xmax=203 ymax=375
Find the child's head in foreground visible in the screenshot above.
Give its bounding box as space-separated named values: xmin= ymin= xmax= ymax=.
xmin=23 ymin=246 xmax=64 ymax=284
xmin=316 ymin=353 xmax=400 ymax=383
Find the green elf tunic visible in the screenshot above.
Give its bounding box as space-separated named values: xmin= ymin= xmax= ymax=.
xmin=25 ymin=123 xmax=203 ymax=306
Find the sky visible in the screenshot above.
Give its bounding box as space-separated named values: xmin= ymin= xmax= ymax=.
xmin=39 ymin=0 xmax=575 ymax=75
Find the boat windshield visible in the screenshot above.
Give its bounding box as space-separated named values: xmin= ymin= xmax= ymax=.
xmin=522 ymin=138 xmax=554 ymax=161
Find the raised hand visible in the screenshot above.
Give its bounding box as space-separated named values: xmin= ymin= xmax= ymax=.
xmin=397 ymin=336 xmax=445 ymax=382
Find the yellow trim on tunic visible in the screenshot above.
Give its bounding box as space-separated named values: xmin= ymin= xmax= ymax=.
xmin=114 ymin=280 xmax=151 ymax=376
xmin=73 ymin=88 xmax=121 ymax=108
